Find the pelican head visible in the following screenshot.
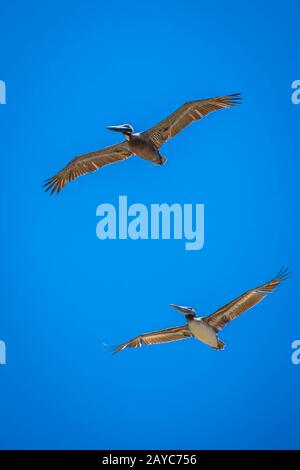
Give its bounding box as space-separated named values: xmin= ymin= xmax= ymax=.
xmin=107 ymin=124 xmax=134 ymax=135
xmin=170 ymin=304 xmax=196 ymax=317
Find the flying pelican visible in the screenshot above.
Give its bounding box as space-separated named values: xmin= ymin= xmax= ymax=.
xmin=111 ymin=267 xmax=290 ymax=354
xmin=44 ymin=93 xmax=241 ymax=194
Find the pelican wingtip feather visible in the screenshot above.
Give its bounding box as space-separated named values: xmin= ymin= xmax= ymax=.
xmin=275 ymin=265 xmax=292 ymax=283
xmin=43 ymin=176 xmax=63 ymax=195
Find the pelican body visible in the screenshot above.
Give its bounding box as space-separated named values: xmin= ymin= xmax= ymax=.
xmin=44 ymin=94 xmax=241 ymax=194
xmin=168 ymin=305 xmax=225 ymax=350
xmin=107 ymin=124 xmax=166 ymax=165
xmin=187 ymin=316 xmax=220 ymax=349
xmin=111 ymin=267 xmax=290 ymax=354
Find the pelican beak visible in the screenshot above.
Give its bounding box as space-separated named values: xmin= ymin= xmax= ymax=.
xmin=107 ymin=125 xmax=128 ymax=134
xmin=170 ymin=304 xmax=195 ymax=315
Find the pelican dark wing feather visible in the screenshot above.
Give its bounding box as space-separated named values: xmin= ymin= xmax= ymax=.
xmin=142 ymin=93 xmax=241 ymax=148
xmin=111 ymin=325 xmax=192 ymax=354
xmin=44 ymin=142 xmax=132 ymax=194
xmin=204 ymin=267 xmax=290 ymax=330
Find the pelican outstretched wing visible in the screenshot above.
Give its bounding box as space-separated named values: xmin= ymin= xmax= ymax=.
xmin=204 ymin=267 xmax=290 ymax=331
xmin=44 ymin=142 xmax=132 ymax=194
xmin=111 ymin=325 xmax=192 ymax=354
xmin=142 ymin=93 xmax=241 ymax=148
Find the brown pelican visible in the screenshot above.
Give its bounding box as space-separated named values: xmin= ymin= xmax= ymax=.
xmin=44 ymin=93 xmax=241 ymax=194
xmin=111 ymin=267 xmax=290 ymax=354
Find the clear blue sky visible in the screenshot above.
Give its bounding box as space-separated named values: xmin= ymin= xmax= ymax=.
xmin=0 ymin=0 xmax=299 ymax=450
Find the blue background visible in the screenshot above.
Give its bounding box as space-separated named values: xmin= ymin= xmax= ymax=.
xmin=0 ymin=0 xmax=299 ymax=450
